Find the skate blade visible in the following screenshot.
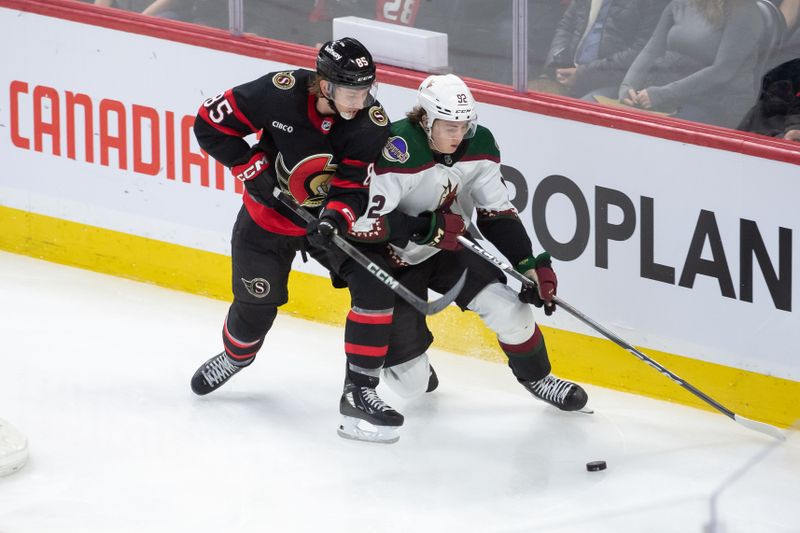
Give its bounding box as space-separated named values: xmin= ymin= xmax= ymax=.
xmin=577 ymin=406 xmax=594 ymax=414
xmin=337 ymin=416 xmax=400 ymax=444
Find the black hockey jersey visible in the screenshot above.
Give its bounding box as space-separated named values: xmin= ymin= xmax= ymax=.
xmin=194 ymin=68 xmax=390 ymax=235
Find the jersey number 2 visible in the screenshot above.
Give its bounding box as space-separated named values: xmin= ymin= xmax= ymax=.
xmin=367 ymin=195 xmax=386 ymax=218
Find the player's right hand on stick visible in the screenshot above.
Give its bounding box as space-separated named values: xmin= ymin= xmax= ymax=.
xmin=516 ymin=253 xmax=557 ymax=316
xmin=413 ymin=210 xmax=466 ymax=251
xmin=306 ymin=210 xmax=347 ymax=250
xmin=232 ymin=150 xmax=269 ymax=182
xmin=231 ymin=149 xmax=273 ymax=200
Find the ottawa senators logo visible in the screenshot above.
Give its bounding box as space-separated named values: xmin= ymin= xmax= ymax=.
xmin=369 ymin=105 xmax=388 ymax=127
xmin=272 ymin=71 xmax=296 ymax=90
xmin=241 ymin=277 xmax=270 ymax=298
xmin=275 ymin=153 xmax=337 ymax=207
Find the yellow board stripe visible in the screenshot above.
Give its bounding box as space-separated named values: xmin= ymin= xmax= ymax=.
xmin=2 ymin=205 xmax=798 ymax=428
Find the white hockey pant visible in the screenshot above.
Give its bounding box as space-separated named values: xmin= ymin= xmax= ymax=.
xmin=383 ymin=352 xmax=431 ymax=399
xmin=467 ymin=282 xmax=536 ymax=345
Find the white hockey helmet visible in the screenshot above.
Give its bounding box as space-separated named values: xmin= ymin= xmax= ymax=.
xmin=417 ymin=74 xmax=478 ymax=139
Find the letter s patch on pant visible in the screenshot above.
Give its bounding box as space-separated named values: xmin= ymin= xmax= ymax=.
xmin=241 ymin=277 xmax=271 ymax=298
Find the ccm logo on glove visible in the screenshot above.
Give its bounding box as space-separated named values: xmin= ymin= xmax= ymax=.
xmin=232 ymin=152 xmax=269 ymax=182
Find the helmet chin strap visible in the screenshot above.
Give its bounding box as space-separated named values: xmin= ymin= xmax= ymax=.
xmin=424 ymin=124 xmax=448 ymax=154
xmin=322 ymin=83 xmax=357 ymax=120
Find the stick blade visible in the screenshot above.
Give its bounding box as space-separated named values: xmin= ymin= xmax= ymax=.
xmin=734 ymin=414 xmax=786 ymax=441
xmin=422 ymin=269 xmax=467 ymax=315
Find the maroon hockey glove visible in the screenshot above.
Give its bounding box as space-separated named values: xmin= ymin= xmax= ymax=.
xmin=413 ymin=210 xmax=466 ymax=251
xmin=306 ymin=209 xmax=347 ymax=250
xmin=231 ymin=150 xmax=269 ymax=182
xmin=516 ymin=253 xmax=557 ymax=316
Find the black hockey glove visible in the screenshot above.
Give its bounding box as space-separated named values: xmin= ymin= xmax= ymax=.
xmin=306 ymin=209 xmax=347 ymax=250
xmin=232 ymin=149 xmax=269 ymax=182
xmin=231 ymin=149 xmax=276 ymax=203
xmin=516 ymin=253 xmax=557 ymax=316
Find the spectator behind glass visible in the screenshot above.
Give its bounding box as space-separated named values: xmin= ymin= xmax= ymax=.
xmin=528 ymin=1 xmax=572 ymax=79
xmin=540 ymin=0 xmax=669 ymax=98
xmin=144 ymin=0 xmax=223 ymax=27
xmin=781 ymin=0 xmax=800 ymax=29
xmin=770 ymin=0 xmax=800 ymax=68
xmin=618 ymin=0 xmax=763 ymax=128
xmin=737 ymin=58 xmax=800 ymax=141
xmin=94 ymin=0 xmax=154 ymax=10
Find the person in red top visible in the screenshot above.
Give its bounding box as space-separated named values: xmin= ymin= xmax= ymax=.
xmin=189 ymin=39 xmax=394 ymax=411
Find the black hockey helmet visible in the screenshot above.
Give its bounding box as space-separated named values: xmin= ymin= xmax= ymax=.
xmin=316 ymin=37 xmax=376 ymax=88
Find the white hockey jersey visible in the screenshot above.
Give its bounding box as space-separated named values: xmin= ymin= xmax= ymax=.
xmin=350 ymin=119 xmax=519 ymax=265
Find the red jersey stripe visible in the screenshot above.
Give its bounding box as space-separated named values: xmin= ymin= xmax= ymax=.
xmin=325 ymin=200 xmax=357 ymax=229
xmin=223 ymin=319 xmax=261 ymax=348
xmin=306 ymin=93 xmax=335 ymax=134
xmin=198 ymin=104 xmax=248 ymax=137
xmin=347 ymin=309 xmax=393 ymax=325
xmin=329 ymin=177 xmax=367 ymax=189
xmin=341 ymin=158 xmax=369 ymax=167
xmin=344 ymin=343 xmax=389 ymax=357
xmin=243 ymin=192 xmax=306 ymax=236
xmin=225 ymin=88 xmax=258 ymax=133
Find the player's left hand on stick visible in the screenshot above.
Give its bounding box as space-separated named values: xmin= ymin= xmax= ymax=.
xmin=516 ymin=253 xmax=557 ymax=315
xmin=413 ymin=209 xmax=466 ymax=251
xmin=306 ymin=210 xmax=346 ymax=250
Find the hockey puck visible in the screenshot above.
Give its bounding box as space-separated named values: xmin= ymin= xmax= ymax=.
xmin=586 ymin=460 xmax=607 ymax=472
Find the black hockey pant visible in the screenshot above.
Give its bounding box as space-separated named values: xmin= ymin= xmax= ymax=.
xmin=223 ymin=206 xmax=395 ymax=375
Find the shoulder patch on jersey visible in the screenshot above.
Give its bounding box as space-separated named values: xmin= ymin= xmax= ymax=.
xmin=272 ymin=71 xmax=296 ymax=90
xmin=368 ymin=105 xmax=389 ymax=127
xmin=382 ymin=136 xmax=410 ymax=163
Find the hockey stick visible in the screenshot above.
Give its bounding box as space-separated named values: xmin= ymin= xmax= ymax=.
xmin=274 ymin=191 xmax=466 ymax=315
xmin=456 ymin=235 xmax=786 ymax=441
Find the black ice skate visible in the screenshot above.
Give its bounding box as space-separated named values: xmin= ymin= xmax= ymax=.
xmin=426 ymin=364 xmax=439 ymax=393
xmin=520 ymin=374 xmax=591 ymax=413
xmin=338 ymin=381 xmax=404 ymax=444
xmin=191 ymin=352 xmax=243 ymax=395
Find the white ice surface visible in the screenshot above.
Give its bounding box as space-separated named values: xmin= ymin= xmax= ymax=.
xmin=0 ymin=251 xmax=797 ymax=533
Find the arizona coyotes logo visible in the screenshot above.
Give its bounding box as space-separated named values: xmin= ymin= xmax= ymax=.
xmin=438 ymin=180 xmax=459 ymax=210
xmin=275 ymin=153 xmax=337 ymax=207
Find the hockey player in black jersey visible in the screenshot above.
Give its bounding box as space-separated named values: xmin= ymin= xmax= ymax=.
xmin=189 ymin=39 xmax=404 ymax=441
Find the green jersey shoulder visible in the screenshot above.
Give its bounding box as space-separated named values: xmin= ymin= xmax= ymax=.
xmin=376 ymin=119 xmax=432 ymax=172
xmin=376 ymin=120 xmax=500 ymax=173
xmin=464 ymin=125 xmax=501 ymax=162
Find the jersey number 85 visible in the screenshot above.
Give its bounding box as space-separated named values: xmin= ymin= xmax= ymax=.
xmin=203 ymin=93 xmax=233 ymax=124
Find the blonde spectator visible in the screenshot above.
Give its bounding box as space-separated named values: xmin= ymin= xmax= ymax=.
xmin=780 ymin=0 xmax=800 ymax=29
xmin=542 ymin=0 xmax=669 ymax=98
xmin=618 ymin=0 xmax=764 ymax=127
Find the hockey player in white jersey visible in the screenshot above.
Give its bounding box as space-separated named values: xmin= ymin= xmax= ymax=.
xmin=342 ymin=74 xmax=589 ymax=442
